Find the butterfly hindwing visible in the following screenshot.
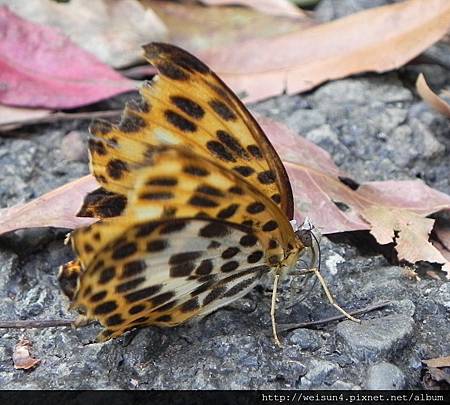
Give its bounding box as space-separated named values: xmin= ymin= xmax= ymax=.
xmin=71 ymin=217 xmax=270 ymax=341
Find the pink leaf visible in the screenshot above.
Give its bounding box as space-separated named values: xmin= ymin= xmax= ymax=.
xmin=0 ymin=6 xmax=135 ymax=109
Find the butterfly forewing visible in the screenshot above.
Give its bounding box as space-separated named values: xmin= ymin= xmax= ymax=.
xmin=86 ymin=43 xmax=293 ymax=219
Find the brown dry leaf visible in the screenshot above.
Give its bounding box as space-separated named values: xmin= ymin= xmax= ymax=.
xmin=2 ymin=0 xmax=167 ymax=68
xmin=198 ymin=0 xmax=306 ymax=18
xmin=361 ymin=207 xmax=450 ymax=276
xmin=147 ymin=0 xmax=313 ymax=55
xmin=0 ymin=105 xmax=51 ymax=131
xmin=199 ymin=0 xmax=450 ymax=102
xmin=0 ymin=176 xmax=97 ymax=234
xmin=423 ymin=356 xmax=450 ymax=368
xmin=260 ymin=116 xmax=450 ymax=234
xmin=13 ymin=338 xmax=40 ymax=370
xmin=422 ymin=356 xmax=450 ymax=390
xmin=416 ymin=73 xmax=450 ymax=117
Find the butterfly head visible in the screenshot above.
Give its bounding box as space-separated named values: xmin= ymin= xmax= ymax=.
xmin=294 ymin=217 xmax=322 ymax=270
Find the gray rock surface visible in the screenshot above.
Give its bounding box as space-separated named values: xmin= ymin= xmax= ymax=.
xmin=1 ymin=0 xmax=450 ymax=390
xmin=336 ymin=315 xmax=415 ymax=362
xmin=365 ymin=362 xmax=406 ymax=389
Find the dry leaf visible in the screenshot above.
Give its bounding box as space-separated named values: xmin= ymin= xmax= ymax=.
xmin=361 ymin=207 xmax=450 ymax=276
xmin=416 ymin=73 xmax=450 ymax=117
xmin=199 ymin=0 xmax=450 ymax=102
xmin=259 ymin=116 xmax=450 ymax=234
xmin=0 ymin=176 xmax=97 ymax=234
xmin=198 ymin=0 xmax=306 ymax=18
xmin=423 ymin=356 xmax=450 ymax=368
xmin=13 ymin=338 xmax=40 ymax=370
xmin=148 ymin=0 xmax=313 ymax=55
xmin=422 ymin=356 xmax=450 ymax=390
xmin=1 ymin=0 xmax=167 ymax=68
xmin=0 ymin=105 xmax=51 ymax=131
xmin=0 ymin=6 xmax=135 ymax=109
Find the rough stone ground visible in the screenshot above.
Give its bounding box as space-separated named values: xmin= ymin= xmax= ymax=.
xmin=0 ymin=0 xmax=449 ymax=391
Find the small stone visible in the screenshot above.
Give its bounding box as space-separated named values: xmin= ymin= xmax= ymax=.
xmin=438 ymin=283 xmax=450 ymax=311
xmin=301 ymin=359 xmax=340 ymax=388
xmin=365 ymin=362 xmax=406 ymax=389
xmin=336 ymin=315 xmax=415 ymax=362
xmin=61 ymin=131 xmax=87 ymax=162
xmin=387 ymin=299 xmax=416 ymax=318
xmin=330 ymin=380 xmax=361 ymax=390
xmin=288 ymin=329 xmax=321 ymax=351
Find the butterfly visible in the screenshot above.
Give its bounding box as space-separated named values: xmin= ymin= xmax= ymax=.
xmin=59 ymin=43 xmax=319 ymax=345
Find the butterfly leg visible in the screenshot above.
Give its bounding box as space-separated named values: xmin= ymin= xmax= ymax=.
xmin=271 ymin=273 xmax=283 ymax=347
xmin=309 ymin=267 xmax=360 ymax=323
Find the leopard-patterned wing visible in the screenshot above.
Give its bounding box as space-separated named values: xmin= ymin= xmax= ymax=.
xmin=86 ymin=42 xmax=293 ymax=219
xmin=70 ymin=147 xmax=299 ymax=272
xmin=65 ymin=147 xmax=304 ymax=341
xmin=71 ymin=216 xmax=270 ymax=341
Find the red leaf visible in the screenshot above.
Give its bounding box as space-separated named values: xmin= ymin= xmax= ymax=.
xmin=0 ymin=6 xmax=135 ymax=109
xmin=258 ymin=116 xmax=450 ymax=235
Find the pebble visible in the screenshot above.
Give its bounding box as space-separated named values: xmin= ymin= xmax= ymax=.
xmin=365 ymin=362 xmax=406 ymax=389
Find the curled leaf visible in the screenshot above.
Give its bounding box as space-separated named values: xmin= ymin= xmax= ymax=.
xmin=416 ymin=73 xmax=450 ymax=117
xmin=13 ymin=338 xmax=40 ymax=370
xmin=422 ymin=356 xmax=450 ymax=390
xmin=361 ymin=207 xmax=450 ymax=276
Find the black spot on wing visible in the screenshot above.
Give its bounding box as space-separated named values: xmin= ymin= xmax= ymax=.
xmin=122 ymin=260 xmax=146 ymax=278
xmin=125 ymin=284 xmax=162 ymax=303
xmin=189 ymin=195 xmax=219 ymax=208
xmin=94 ymin=301 xmax=117 ymax=315
xmin=180 ymin=297 xmax=200 ymax=313
xmin=216 ymin=130 xmax=248 ymax=158
xmin=165 ymin=110 xmax=197 ymax=132
xmin=258 ymin=170 xmax=276 ymax=184
xmin=206 ymin=141 xmax=236 ymax=162
xmin=203 ymin=286 xmax=226 ymax=306
xmin=217 ymin=204 xmax=239 ymax=219
xmin=199 ymin=222 xmax=230 ymax=238
xmin=106 ymin=159 xmax=129 ymax=180
xmin=99 ymin=267 xmax=116 ymax=284
xmin=146 ymin=239 xmax=168 ymax=253
xmin=184 ymin=165 xmax=209 ymax=177
xmin=119 ymin=113 xmax=146 ymax=133
xmin=247 ymin=144 xmax=263 ymax=159
xmin=170 ymin=96 xmax=205 ymax=119
xmin=146 ymin=177 xmax=178 ymax=186
xmin=112 ymin=242 xmax=137 ymax=260
xmin=233 ymin=166 xmax=254 ymax=177
xmin=209 ymin=100 xmax=237 ymax=121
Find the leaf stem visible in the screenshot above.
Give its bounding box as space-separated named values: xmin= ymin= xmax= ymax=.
xmin=0 ymin=319 xmax=75 ymax=329
xmin=276 ymin=300 xmax=391 ymax=334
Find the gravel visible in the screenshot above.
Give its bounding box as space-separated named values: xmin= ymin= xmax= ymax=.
xmin=1 ymin=0 xmax=449 ymax=390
